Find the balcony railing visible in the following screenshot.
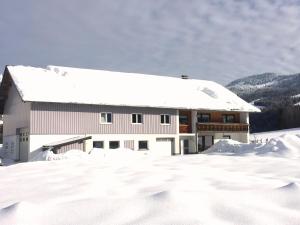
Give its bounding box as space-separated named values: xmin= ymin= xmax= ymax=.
xmin=197 ymin=123 xmax=249 ymax=132
xmin=179 ymin=124 xmax=192 ymax=133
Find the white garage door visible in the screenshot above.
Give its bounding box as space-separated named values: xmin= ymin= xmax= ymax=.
xmin=153 ymin=138 xmax=173 ymax=156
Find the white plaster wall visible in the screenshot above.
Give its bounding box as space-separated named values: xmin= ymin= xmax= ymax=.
xmin=1 ymin=135 xmax=19 ymax=160
xmin=29 ymin=133 xmax=179 ymax=160
xmin=214 ymin=132 xmax=249 ymax=143
xmin=240 ymin=112 xmax=249 ymax=123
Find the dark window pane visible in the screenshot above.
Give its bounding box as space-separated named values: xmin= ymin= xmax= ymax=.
xmin=161 ymin=115 xmax=164 ymax=123
xmin=165 ymin=115 xmax=170 ymax=124
xmin=107 ymin=113 xmax=112 ymax=123
xmin=138 ymin=141 xmax=148 ymax=150
xmin=223 ymin=115 xmax=235 ymax=123
xmin=198 ymin=114 xmax=210 ymax=123
xmin=109 ymin=141 xmax=120 ymax=149
xmin=138 ymin=114 xmax=142 ymax=123
xmin=132 ymin=114 xmax=136 ymax=123
xmin=179 ymin=115 xmax=188 ymax=125
xmin=93 ymin=141 xmax=104 ymax=148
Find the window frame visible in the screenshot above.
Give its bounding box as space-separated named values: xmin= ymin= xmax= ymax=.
xmin=222 ymin=114 xmax=235 ymax=123
xmin=131 ymin=113 xmax=143 ymax=124
xmin=138 ymin=140 xmax=149 ymax=150
xmin=109 ymin=141 xmax=120 ymax=149
xmin=100 ymin=112 xmax=113 ymax=124
xmin=160 ymin=114 xmax=171 ymax=125
xmin=197 ymin=113 xmax=211 ymax=123
xmin=93 ymin=141 xmax=104 ymax=149
xmin=223 ymin=135 xmax=231 ymax=139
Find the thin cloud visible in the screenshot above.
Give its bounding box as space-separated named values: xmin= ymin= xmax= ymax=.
xmin=1 ymin=0 xmax=300 ymax=84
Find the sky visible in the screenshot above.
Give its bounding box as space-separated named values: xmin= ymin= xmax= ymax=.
xmin=1 ymin=0 xmax=300 ymax=84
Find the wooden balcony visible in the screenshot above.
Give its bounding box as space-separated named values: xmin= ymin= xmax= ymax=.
xmin=197 ymin=123 xmax=249 ymax=132
xmin=179 ymin=124 xmax=192 ymax=133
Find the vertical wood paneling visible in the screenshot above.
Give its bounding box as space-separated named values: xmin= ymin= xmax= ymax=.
xmin=56 ymin=142 xmax=84 ymax=154
xmin=124 ymin=140 xmax=134 ymax=150
xmin=31 ymin=103 xmax=177 ymax=135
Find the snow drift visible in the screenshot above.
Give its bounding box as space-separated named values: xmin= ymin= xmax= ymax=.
xmin=0 ymin=134 xmax=300 ymax=225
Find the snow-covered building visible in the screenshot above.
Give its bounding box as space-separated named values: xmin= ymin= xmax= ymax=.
xmin=0 ymin=65 xmax=259 ymax=162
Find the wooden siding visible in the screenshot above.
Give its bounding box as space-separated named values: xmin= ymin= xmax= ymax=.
xmin=124 ymin=140 xmax=134 ymax=150
xmin=205 ymin=111 xmax=240 ymax=123
xmin=30 ymin=103 xmax=177 ymax=135
xmin=179 ymin=110 xmax=192 ymax=133
xmin=3 ymin=84 xmax=30 ymax=136
xmin=55 ymin=142 xmax=84 ymax=154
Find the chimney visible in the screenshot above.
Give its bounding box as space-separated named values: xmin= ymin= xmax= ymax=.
xmin=181 ymin=74 xmax=189 ymax=79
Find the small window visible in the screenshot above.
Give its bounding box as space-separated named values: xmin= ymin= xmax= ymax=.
xmin=160 ymin=114 xmax=170 ymax=124
xmin=93 ymin=141 xmax=104 ymax=148
xmin=222 ymin=114 xmax=235 ymax=123
xmin=223 ymin=135 xmax=231 ymax=139
xmin=138 ymin=141 xmax=148 ymax=150
xmin=100 ymin=112 xmax=112 ymax=123
xmin=109 ymin=141 xmax=120 ymax=149
xmin=197 ymin=113 xmax=210 ymax=123
xmin=132 ymin=113 xmax=143 ymax=124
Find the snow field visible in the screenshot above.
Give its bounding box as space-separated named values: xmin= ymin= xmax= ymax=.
xmin=0 ymin=134 xmax=300 ymax=224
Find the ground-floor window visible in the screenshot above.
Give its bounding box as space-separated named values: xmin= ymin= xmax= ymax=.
xmin=93 ymin=141 xmax=104 ymax=148
xmin=138 ymin=141 xmax=148 ymax=150
xmin=109 ymin=141 xmax=120 ymax=149
xmin=223 ymin=135 xmax=231 ymax=139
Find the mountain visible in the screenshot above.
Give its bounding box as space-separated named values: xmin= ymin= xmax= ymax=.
xmin=226 ymin=73 xmax=300 ymax=133
xmin=226 ymin=72 xmax=300 ymax=108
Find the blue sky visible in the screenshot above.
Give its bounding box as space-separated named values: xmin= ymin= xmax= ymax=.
xmin=1 ymin=0 xmax=300 ymax=84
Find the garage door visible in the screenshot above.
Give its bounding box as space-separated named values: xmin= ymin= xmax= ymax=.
xmin=154 ymin=138 xmax=173 ymax=156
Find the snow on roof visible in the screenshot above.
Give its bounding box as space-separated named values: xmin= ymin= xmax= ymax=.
xmin=6 ymin=65 xmax=260 ymax=112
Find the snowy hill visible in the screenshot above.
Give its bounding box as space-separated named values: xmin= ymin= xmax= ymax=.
xmin=226 ymin=73 xmax=300 ymax=106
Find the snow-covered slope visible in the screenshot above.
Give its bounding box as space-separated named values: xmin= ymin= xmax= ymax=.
xmin=0 ymin=134 xmax=300 ymax=225
xmin=226 ymin=72 xmax=300 ymax=104
xmin=5 ymin=65 xmax=259 ymax=112
xmin=250 ymin=128 xmax=300 ymax=142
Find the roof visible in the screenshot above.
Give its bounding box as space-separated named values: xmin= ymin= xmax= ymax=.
xmin=3 ymin=65 xmax=260 ymax=112
xmin=43 ymin=136 xmax=92 ymax=151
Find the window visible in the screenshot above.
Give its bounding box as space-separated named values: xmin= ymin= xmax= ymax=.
xmin=160 ymin=114 xmax=170 ymax=124
xmin=179 ymin=115 xmax=189 ymax=125
xmin=223 ymin=135 xmax=231 ymax=139
xmin=197 ymin=113 xmax=210 ymax=123
xmin=100 ymin=112 xmax=112 ymax=123
xmin=132 ymin=113 xmax=143 ymax=124
xmin=109 ymin=141 xmax=120 ymax=149
xmin=93 ymin=141 xmax=104 ymax=148
xmin=138 ymin=141 xmax=148 ymax=150
xmin=222 ymin=114 xmax=235 ymax=123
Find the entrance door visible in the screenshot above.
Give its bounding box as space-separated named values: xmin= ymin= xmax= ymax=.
xmin=180 ymin=139 xmax=189 ymax=154
xmin=18 ymin=128 xmax=29 ymax=162
xmin=198 ymin=135 xmax=214 ymax=151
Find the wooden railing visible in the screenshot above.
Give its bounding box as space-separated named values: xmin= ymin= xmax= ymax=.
xmin=197 ymin=123 xmax=249 ymax=132
xmin=179 ymin=124 xmax=192 ymax=133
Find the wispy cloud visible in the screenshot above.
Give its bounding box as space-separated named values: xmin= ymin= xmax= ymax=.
xmin=1 ymin=0 xmax=300 ymax=84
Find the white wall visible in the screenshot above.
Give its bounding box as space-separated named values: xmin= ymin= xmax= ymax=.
xmin=29 ymin=133 xmax=179 ymax=160
xmin=214 ymin=132 xmax=249 ymax=143
xmin=1 ymin=135 xmax=19 ymax=160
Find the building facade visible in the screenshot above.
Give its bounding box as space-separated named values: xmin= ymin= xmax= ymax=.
xmin=0 ymin=65 xmax=258 ymax=162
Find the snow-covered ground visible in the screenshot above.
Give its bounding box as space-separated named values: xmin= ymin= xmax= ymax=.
xmin=251 ymin=127 xmax=300 ymax=143
xmin=1 ymin=134 xmax=300 ymax=225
